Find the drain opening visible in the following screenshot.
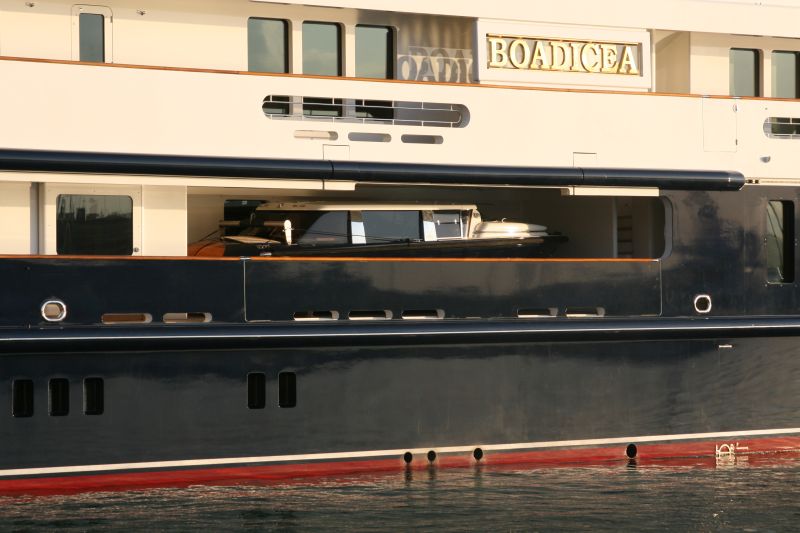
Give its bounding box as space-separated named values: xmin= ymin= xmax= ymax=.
xmin=427 ymin=450 xmax=437 ymax=463
xmin=403 ymin=452 xmax=413 ymax=464
xmin=473 ymin=448 xmax=484 ymax=461
xmin=626 ymin=443 xmax=638 ymax=459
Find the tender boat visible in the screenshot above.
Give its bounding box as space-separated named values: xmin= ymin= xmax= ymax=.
xmin=189 ymin=202 xmax=568 ymax=258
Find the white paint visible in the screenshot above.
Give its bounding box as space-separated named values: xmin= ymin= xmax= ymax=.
xmin=0 ymin=181 xmax=33 ymax=254
xmin=1 ymin=426 xmax=797 ymax=478
xmin=253 ymin=0 xmax=800 ymax=40
xmin=141 ymin=186 xmax=186 ymax=256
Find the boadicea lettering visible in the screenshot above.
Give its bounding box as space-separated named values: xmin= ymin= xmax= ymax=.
xmin=487 ymin=35 xmax=640 ymax=75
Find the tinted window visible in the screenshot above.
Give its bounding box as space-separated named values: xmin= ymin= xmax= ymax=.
xmin=12 ymin=379 xmax=34 ymax=418
xmin=248 ymin=18 xmax=288 ymax=73
xmin=730 ymin=48 xmax=760 ymax=97
xmin=363 ymin=211 xmax=422 ymax=244
xmin=433 ymin=211 xmax=466 ymax=239
xmin=772 ymin=51 xmax=799 ymax=98
xmin=249 ymin=211 xmax=349 ymax=245
xmin=303 ymin=22 xmax=341 ymax=76
xmin=57 ymin=195 xmax=133 ymax=255
xmin=247 ymin=373 xmax=266 ymax=409
xmin=49 ymin=378 xmax=69 ymax=416
xmin=84 ymin=377 xmax=104 ymax=415
xmin=356 ymin=25 xmax=393 ymax=79
xmin=79 ymin=13 xmax=105 ymax=62
xmin=303 ymin=97 xmax=343 ymax=118
xmin=767 ymin=200 xmax=795 ymax=283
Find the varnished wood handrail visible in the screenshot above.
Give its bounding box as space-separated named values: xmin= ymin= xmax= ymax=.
xmin=1 ymin=55 xmax=798 ymax=103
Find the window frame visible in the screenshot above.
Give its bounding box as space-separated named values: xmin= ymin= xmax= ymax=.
xmin=302 ymin=21 xmax=343 ymax=77
xmin=355 ymin=24 xmax=395 ymax=79
xmin=247 ymin=17 xmax=290 ymax=74
xmin=71 ymin=5 xmax=113 ymax=63
xmin=42 ymin=184 xmax=141 ymax=256
xmin=766 ymin=199 xmax=795 ymax=284
xmin=729 ymin=48 xmax=761 ymax=97
xmin=771 ymin=50 xmax=800 ymax=99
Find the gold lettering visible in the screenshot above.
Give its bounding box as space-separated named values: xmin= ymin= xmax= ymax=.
xmin=486 ymin=36 xmax=642 ymax=76
xmin=530 ymin=40 xmax=550 ymax=70
xmin=570 ymin=42 xmax=584 ymax=72
xmin=580 ymin=43 xmax=601 ymax=73
xmin=551 ymin=41 xmax=572 ymax=71
xmin=601 ymin=44 xmax=618 ymax=73
xmin=618 ymin=45 xmax=639 ymax=75
xmin=488 ymin=37 xmax=509 ymax=68
xmin=509 ymin=39 xmax=531 ymax=69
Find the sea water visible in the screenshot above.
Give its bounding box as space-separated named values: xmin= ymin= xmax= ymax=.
xmin=0 ymin=456 xmax=797 ymax=531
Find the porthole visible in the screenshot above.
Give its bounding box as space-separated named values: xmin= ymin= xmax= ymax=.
xmin=693 ymin=294 xmax=712 ymax=314
xmin=41 ymin=299 xmax=67 ymax=322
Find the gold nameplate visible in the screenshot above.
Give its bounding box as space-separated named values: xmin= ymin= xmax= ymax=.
xmin=487 ymin=34 xmax=641 ymax=75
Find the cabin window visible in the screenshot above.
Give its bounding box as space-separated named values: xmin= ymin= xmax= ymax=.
xmin=363 ymin=211 xmax=423 ymax=244
xmin=772 ymin=51 xmax=799 ymax=98
xmin=303 ymin=97 xmax=344 ymax=118
xmin=730 ymin=49 xmax=760 ymax=97
xmin=79 ymin=13 xmax=105 ymax=62
xmin=278 ymin=372 xmax=296 ymax=408
xmin=248 ymin=18 xmax=289 ymax=73
xmin=356 ymin=25 xmax=394 ymax=79
xmin=49 ymin=378 xmax=69 ymax=416
xmin=83 ymin=377 xmax=104 ymax=415
xmin=12 ymin=379 xmax=34 ymax=418
xmin=56 ymin=194 xmax=133 ymax=255
xmin=303 ymin=22 xmax=341 ymax=76
xmin=247 ymin=373 xmax=266 ymax=409
xmin=767 ymin=200 xmax=795 ymax=284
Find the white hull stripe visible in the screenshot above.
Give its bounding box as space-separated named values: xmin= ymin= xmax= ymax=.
xmin=2 ymin=427 xmax=799 ymax=478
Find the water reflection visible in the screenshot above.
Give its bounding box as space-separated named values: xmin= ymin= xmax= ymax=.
xmin=1 ymin=457 xmax=797 ymax=530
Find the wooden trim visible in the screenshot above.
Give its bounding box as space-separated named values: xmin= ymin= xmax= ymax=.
xmin=0 ymin=254 xmax=658 ymax=263
xmin=2 ymin=55 xmax=799 ymax=103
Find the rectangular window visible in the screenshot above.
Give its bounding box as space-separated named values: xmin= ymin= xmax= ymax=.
xmin=433 ymin=211 xmax=468 ymax=240
xmin=772 ymin=51 xmax=799 ymax=98
xmin=767 ymin=200 xmax=795 ymax=283
xmin=363 ymin=211 xmax=423 ymax=244
xmin=79 ymin=13 xmax=105 ymax=62
xmin=730 ymin=49 xmax=760 ymax=97
xmin=248 ymin=18 xmax=288 ymax=73
xmin=303 ymin=22 xmax=341 ymax=76
xmin=356 ymin=25 xmax=393 ymax=79
xmin=355 ymin=100 xmax=394 ymax=121
xmin=278 ymin=372 xmax=296 ymax=408
xmin=262 ymin=95 xmax=292 ymax=116
xmin=49 ymin=378 xmax=70 ymax=416
xmin=83 ymin=377 xmax=104 ymax=415
xmin=247 ymin=373 xmax=266 ymax=409
xmin=12 ymin=379 xmax=34 ymax=418
xmin=56 ymin=194 xmax=133 ymax=255
xmin=302 ymin=97 xmax=343 ymax=118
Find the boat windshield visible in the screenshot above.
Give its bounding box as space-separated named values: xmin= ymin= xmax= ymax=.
xmin=243 ymin=210 xmax=350 ymax=245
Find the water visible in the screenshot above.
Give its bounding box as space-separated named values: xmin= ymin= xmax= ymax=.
xmin=1 ymin=457 xmax=797 ymax=531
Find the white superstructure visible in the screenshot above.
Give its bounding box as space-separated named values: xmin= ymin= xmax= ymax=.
xmin=0 ymin=0 xmax=797 ymax=257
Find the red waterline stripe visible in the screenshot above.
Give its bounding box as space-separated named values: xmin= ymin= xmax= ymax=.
xmin=2 ymin=436 xmax=798 ymax=497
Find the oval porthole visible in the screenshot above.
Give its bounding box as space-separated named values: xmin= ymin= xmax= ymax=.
xmin=693 ymin=294 xmax=712 ymax=314
xmin=41 ymin=299 xmax=67 ymax=322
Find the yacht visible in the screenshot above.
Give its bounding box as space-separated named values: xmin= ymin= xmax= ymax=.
xmin=0 ymin=0 xmax=799 ymax=493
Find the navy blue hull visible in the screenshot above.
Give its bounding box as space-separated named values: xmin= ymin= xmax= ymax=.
xmin=1 ymin=328 xmax=798 ymax=472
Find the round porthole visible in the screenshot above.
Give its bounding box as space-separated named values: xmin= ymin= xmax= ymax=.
xmin=693 ymin=294 xmax=712 ymax=314
xmin=41 ymin=299 xmax=67 ymax=322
